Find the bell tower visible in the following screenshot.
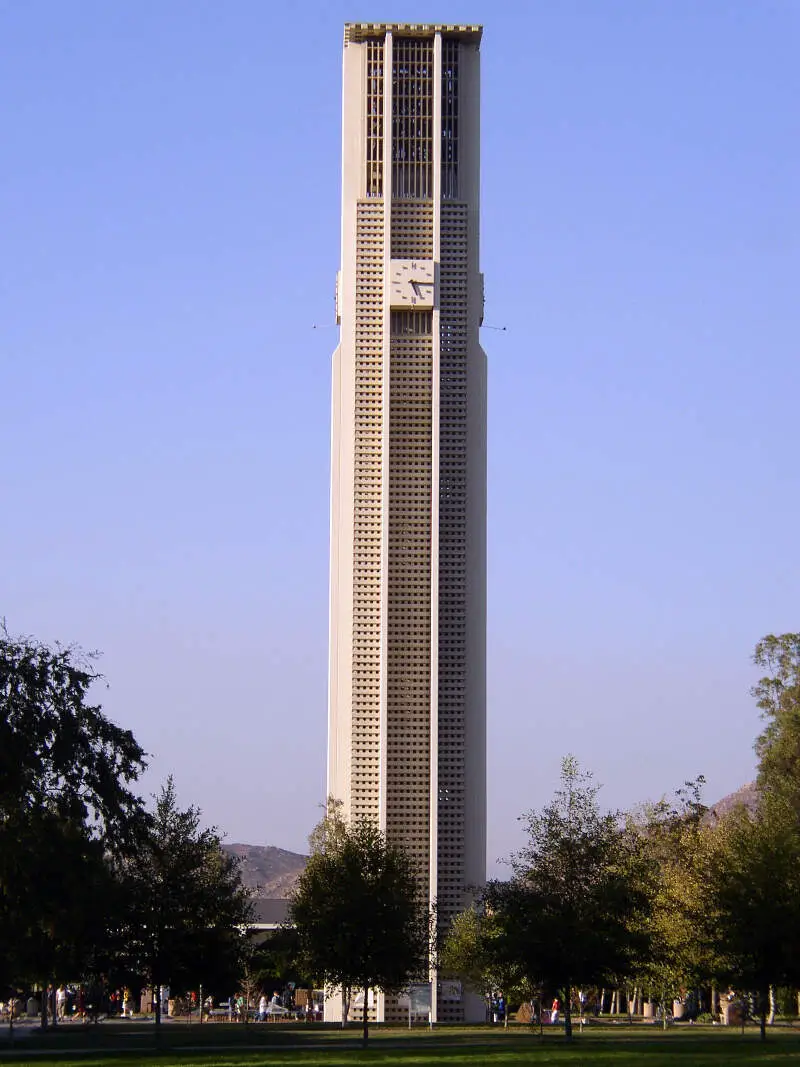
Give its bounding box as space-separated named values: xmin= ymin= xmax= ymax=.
xmin=327 ymin=24 xmax=487 ymax=1024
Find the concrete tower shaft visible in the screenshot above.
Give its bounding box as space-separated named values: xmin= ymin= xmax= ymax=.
xmin=327 ymin=24 xmax=487 ymax=1023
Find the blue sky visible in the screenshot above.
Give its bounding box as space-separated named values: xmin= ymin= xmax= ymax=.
xmin=1 ymin=1 xmax=797 ymax=866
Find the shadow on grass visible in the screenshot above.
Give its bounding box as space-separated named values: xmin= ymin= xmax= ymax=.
xmin=3 ymin=1027 xmax=800 ymax=1067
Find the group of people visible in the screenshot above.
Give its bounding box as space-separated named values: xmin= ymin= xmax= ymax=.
xmin=490 ymin=995 xmax=506 ymax=1023
xmin=490 ymin=995 xmax=564 ymax=1025
xmin=0 ymin=999 xmax=24 ymax=1019
xmin=0 ymin=984 xmax=172 ymax=1022
xmin=255 ymin=992 xmax=283 ymax=1021
xmin=0 ymin=985 xmax=91 ymax=1021
xmin=491 ymin=994 xmax=582 ymax=1026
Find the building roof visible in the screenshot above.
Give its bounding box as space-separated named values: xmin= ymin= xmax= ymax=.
xmin=250 ymin=898 xmax=291 ymax=927
xmin=344 ymin=23 xmax=482 ymax=45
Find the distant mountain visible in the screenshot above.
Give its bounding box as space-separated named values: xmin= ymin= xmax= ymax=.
xmin=704 ymin=781 xmax=759 ymax=824
xmin=227 ymin=783 xmax=761 ymax=897
xmin=223 ymin=843 xmax=307 ymax=899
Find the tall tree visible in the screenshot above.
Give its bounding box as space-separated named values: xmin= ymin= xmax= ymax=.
xmin=629 ymin=779 xmax=720 ymax=1021
xmin=289 ymin=804 xmax=429 ymax=1045
xmin=0 ymin=808 xmax=116 ymax=1031
xmin=753 ymin=633 xmax=800 ymax=814
xmin=701 ymin=799 xmax=800 ymax=1040
xmin=116 ymin=778 xmax=252 ymax=1031
xmin=689 ymin=635 xmax=800 ymax=1040
xmin=0 ymin=626 xmax=147 ymax=1023
xmin=485 ymin=757 xmax=653 ymax=1040
xmin=0 ymin=625 xmax=146 ymax=838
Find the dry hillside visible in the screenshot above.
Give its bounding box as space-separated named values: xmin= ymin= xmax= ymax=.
xmin=226 ymin=782 xmax=760 ymax=897
xmin=223 ymin=843 xmax=307 ymax=899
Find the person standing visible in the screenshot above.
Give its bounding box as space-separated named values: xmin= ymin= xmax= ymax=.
xmin=258 ymin=994 xmax=267 ymax=1022
xmin=56 ymin=986 xmax=67 ymax=1020
xmin=551 ymin=997 xmax=559 ymax=1024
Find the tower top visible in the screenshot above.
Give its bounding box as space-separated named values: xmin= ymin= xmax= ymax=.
xmin=344 ymin=23 xmax=482 ymax=45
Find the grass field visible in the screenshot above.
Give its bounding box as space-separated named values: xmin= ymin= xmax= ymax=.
xmin=3 ymin=1024 xmax=800 ymax=1067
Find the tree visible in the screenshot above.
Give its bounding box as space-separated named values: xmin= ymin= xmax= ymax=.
xmin=441 ymin=905 xmax=533 ymax=1026
xmin=0 ymin=807 xmax=118 ymax=1034
xmin=629 ymin=779 xmax=720 ymax=1021
xmin=686 ymin=632 xmax=800 ymax=1041
xmin=289 ymin=804 xmax=429 ymax=1046
xmin=753 ymin=634 xmax=800 ymax=815
xmin=0 ymin=626 xmax=147 ymax=1024
xmin=116 ymin=778 xmax=252 ymax=1031
xmin=0 ymin=625 xmax=146 ymax=839
xmin=701 ymin=799 xmax=800 ymax=1040
xmin=485 ymin=757 xmax=653 ymax=1040
xmin=246 ymin=926 xmax=314 ymax=999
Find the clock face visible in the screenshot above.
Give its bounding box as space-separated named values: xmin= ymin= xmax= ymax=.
xmin=389 ymin=259 xmax=436 ymax=309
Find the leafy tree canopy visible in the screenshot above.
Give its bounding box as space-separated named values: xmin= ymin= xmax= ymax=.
xmin=753 ymin=633 xmax=800 ymax=815
xmin=0 ymin=808 xmax=114 ymax=997
xmin=0 ymin=625 xmax=148 ymax=1015
xmin=116 ymin=777 xmax=252 ymax=1024
xmin=627 ymin=778 xmax=720 ymax=1006
xmin=441 ymin=904 xmax=534 ymax=1020
xmin=0 ymin=624 xmax=146 ymax=843
xmin=701 ymin=799 xmax=800 ymax=1039
xmin=485 ymin=757 xmax=653 ymax=1040
xmin=289 ymin=802 xmax=429 ymax=1044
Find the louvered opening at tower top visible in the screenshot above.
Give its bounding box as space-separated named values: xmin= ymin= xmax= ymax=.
xmin=365 ymin=40 xmax=384 ymax=198
xmin=365 ymin=35 xmax=461 ymax=202
xmin=392 ymin=39 xmax=434 ymax=199
xmin=441 ymin=39 xmax=459 ymax=200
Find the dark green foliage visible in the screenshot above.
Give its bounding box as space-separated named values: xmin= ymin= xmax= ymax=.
xmin=484 ymin=757 xmax=653 ymax=1040
xmin=0 ymin=626 xmax=147 ymax=1016
xmin=247 ymin=926 xmax=314 ymax=995
xmin=702 ymin=799 xmax=800 ymax=1039
xmin=681 ymin=634 xmax=800 ymax=1041
xmin=116 ymin=778 xmax=252 ymax=1025
xmin=773 ymin=986 xmax=798 ymax=1017
xmin=441 ymin=905 xmax=534 ymax=1025
xmin=289 ymin=808 xmax=429 ymax=1044
xmin=0 ymin=625 xmax=146 ymax=844
xmin=0 ymin=809 xmax=115 ymax=998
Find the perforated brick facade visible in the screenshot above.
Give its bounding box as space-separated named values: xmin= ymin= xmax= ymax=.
xmin=328 ymin=24 xmax=487 ymax=1024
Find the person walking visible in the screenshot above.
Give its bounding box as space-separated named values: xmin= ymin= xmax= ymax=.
xmin=258 ymin=994 xmax=267 ymax=1022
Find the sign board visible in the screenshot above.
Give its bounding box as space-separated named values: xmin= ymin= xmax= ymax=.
xmin=440 ymin=980 xmax=462 ymax=1003
xmin=409 ymin=983 xmax=432 ymax=1013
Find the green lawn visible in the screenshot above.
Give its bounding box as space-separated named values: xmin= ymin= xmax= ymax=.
xmin=3 ymin=1026 xmax=800 ymax=1067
